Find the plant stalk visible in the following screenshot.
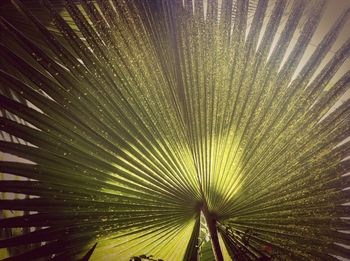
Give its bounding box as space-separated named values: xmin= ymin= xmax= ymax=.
xmin=201 ymin=203 xmax=223 ymax=261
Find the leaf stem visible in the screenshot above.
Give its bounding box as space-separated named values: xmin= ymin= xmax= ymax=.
xmin=201 ymin=203 xmax=223 ymax=261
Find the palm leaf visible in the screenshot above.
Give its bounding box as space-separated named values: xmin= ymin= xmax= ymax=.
xmin=0 ymin=0 xmax=349 ymax=260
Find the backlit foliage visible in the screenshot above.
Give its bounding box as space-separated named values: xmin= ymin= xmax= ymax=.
xmin=0 ymin=0 xmax=349 ymax=260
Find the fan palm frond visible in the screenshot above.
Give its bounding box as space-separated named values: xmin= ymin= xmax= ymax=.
xmin=0 ymin=0 xmax=349 ymax=260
